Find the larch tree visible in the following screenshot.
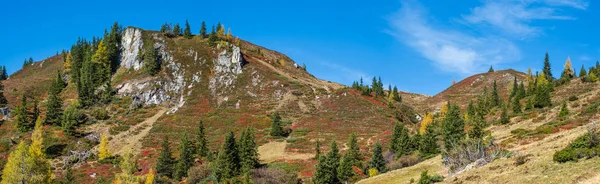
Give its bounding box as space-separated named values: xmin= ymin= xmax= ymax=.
xmin=419 ymin=113 xmax=434 ymax=134
xmin=98 ymin=133 xmax=111 ymax=160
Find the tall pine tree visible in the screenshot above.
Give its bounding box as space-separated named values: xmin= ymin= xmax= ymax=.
xmin=184 ymin=19 xmax=193 ymax=39
xmin=239 ymin=128 xmax=259 ymax=174
xmin=156 ymin=136 xmax=174 ymax=178
xmin=543 ymin=52 xmax=553 ymax=82
xmin=200 ymin=21 xmax=207 ymax=38
xmin=442 ymin=102 xmax=465 ymax=149
xmin=369 ymin=143 xmax=386 ymax=173
xmin=174 ymin=134 xmax=194 ymax=180
xmin=390 ymin=123 xmax=411 ymax=157
xmin=215 ymin=132 xmax=240 ymax=181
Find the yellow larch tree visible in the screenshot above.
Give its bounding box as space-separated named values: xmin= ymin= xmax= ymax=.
xmin=144 ymin=168 xmax=155 ymax=184
xmin=30 ymin=118 xmax=45 ymax=158
xmin=226 ymin=28 xmax=232 ymax=41
xmin=64 ymin=52 xmax=72 ymax=74
xmin=564 ymin=57 xmax=573 ymax=76
xmin=1 ymin=141 xmax=52 ymax=184
xmin=419 ymin=113 xmax=434 ymax=134
xmin=98 ymin=133 xmax=111 ymax=160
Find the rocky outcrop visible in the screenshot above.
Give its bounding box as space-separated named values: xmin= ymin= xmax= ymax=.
xmin=209 ymin=44 xmax=244 ymax=96
xmin=120 ymin=28 xmax=144 ymax=70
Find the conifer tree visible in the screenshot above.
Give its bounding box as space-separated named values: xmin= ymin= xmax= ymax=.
xmin=419 ymin=124 xmax=439 ymax=157
xmin=488 ymin=65 xmax=494 ymax=73
xmin=31 ymin=98 xmax=39 ymax=125
xmin=270 ymin=112 xmax=285 ymax=137
xmin=324 ymin=141 xmax=341 ymax=184
xmin=315 ymin=139 xmax=321 ymax=160
xmin=145 ymin=168 xmax=156 ymax=184
xmin=369 ymin=143 xmax=386 ymax=174
xmin=142 ymin=39 xmax=160 ymax=76
xmin=114 ymin=152 xmax=139 ymax=184
xmin=15 ymin=94 xmax=30 ymax=132
xmin=215 ymin=132 xmax=240 ymax=181
xmin=512 ymin=95 xmax=522 ymax=114
xmin=338 ymin=152 xmax=354 ymax=184
xmin=543 ymin=52 xmax=553 ymax=82
xmin=442 ymin=103 xmax=465 ymax=149
xmin=491 ymin=80 xmax=500 ymax=107
xmin=0 ymin=82 xmax=8 ymax=107
xmin=156 ymin=136 xmax=174 ymax=178
xmin=500 ymin=106 xmax=509 ymax=124
xmin=392 ymin=86 xmax=401 ymax=102
xmin=106 ymin=22 xmax=122 ymax=74
xmin=419 ymin=113 xmax=434 ymax=134
xmin=580 ymin=65 xmax=587 ymax=77
xmin=510 ymin=77 xmax=518 ymax=99
xmin=61 ymin=102 xmax=81 ymax=135
xmin=98 ymin=133 xmax=111 ymax=160
xmin=517 ymin=81 xmax=526 ymax=99
xmin=558 ymin=101 xmax=569 ymax=118
xmin=200 ymin=21 xmax=207 ymax=38
xmin=173 ymin=23 xmax=181 ymax=36
xmin=534 ymin=73 xmax=552 ymax=108
xmin=92 ymin=40 xmax=111 ymax=82
xmin=174 ymin=134 xmax=194 ymax=180
xmin=313 ymin=155 xmax=330 ymax=184
xmin=239 ymin=128 xmax=259 ymax=174
xmin=1 ymin=141 xmax=52 ymax=184
xmin=226 ymin=28 xmax=232 ymax=41
xmin=196 ymin=121 xmax=209 ymax=157
xmin=217 ymin=22 xmax=225 ymax=38
xmin=347 ymin=133 xmax=361 ymax=167
xmin=390 ymin=123 xmax=411 ymax=157
xmin=184 ymin=19 xmax=193 ymax=39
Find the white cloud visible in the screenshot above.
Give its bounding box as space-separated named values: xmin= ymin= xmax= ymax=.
xmin=387 ymin=1 xmax=521 ymax=75
xmin=318 ymin=61 xmax=369 ymax=83
xmin=462 ymin=0 xmax=588 ymax=38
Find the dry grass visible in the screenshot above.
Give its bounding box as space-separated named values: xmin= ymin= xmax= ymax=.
xmin=258 ymin=141 xmax=313 ymax=164
xmin=357 ymin=155 xmax=444 ymax=184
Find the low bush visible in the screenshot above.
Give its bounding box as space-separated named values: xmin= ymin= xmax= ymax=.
xmin=568 ymin=95 xmax=578 ymax=101
xmin=554 ymin=125 xmax=600 ymax=163
xmin=187 ymin=163 xmax=213 ymax=184
xmin=388 ymin=154 xmax=421 ymax=170
xmin=250 ymin=168 xmax=299 ymax=184
xmin=443 ymin=139 xmax=513 ymax=174
xmin=91 ymin=107 xmax=109 ymax=120
xmin=417 ymin=170 xmax=443 ymax=184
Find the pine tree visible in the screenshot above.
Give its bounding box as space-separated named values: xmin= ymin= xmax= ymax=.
xmin=61 ymin=102 xmax=81 ymax=135
xmin=315 ymin=139 xmax=321 ymax=160
xmin=184 ymin=19 xmax=193 ymax=39
xmin=419 ymin=125 xmax=439 ymax=157
xmin=106 ymin=22 xmax=122 ymax=74
xmin=392 ymin=86 xmax=401 ymax=102
xmin=142 ymin=38 xmax=160 ymax=76
xmin=491 ymin=80 xmax=500 ymax=107
xmin=442 ymin=103 xmax=465 ymax=149
xmin=347 ymin=133 xmax=361 ymax=167
xmin=270 ymin=112 xmax=285 ymax=137
xmin=580 ymin=65 xmax=587 ymax=77
xmin=200 ymin=21 xmax=207 ymax=38
xmin=313 ymin=155 xmax=330 ymax=184
xmin=98 ymin=133 xmax=111 ymax=160
xmin=31 ymin=98 xmax=39 ymax=125
xmin=500 ymin=106 xmax=509 ymax=125
xmin=173 ymin=23 xmax=181 ymax=36
xmin=390 ymin=123 xmax=411 ymax=157
xmin=196 ymin=121 xmax=209 ymax=157
xmin=488 ymin=65 xmax=494 ymax=73
xmin=156 ymin=136 xmax=174 ymax=178
xmin=0 ymin=82 xmax=8 ymax=106
xmin=369 ymin=143 xmax=386 ymax=174
xmin=174 ymin=134 xmax=194 ymax=180
xmin=338 ymin=152 xmax=354 ymax=184
xmin=510 ymin=77 xmax=518 ymax=99
xmin=215 ymin=132 xmax=241 ymax=181
xmin=512 ymin=95 xmax=522 ymax=114
xmin=239 ymin=128 xmax=259 ymax=174
xmin=517 ymin=81 xmax=526 ymax=99
xmin=558 ymin=101 xmax=569 ymax=118
xmin=324 ymin=141 xmax=341 ymax=184
xmin=543 ymin=52 xmax=553 ymax=82
xmin=15 ymin=94 xmax=31 ymax=132
xmin=534 ymin=73 xmax=552 ymax=108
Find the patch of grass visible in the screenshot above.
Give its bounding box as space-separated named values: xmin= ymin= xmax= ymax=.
xmin=554 ymin=130 xmax=600 ymax=163
xmin=583 ymin=101 xmax=600 ymax=115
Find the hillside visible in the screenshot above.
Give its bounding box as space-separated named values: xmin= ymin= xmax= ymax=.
xmin=0 ymin=26 xmax=420 ymax=183
xmin=358 ymin=78 xmax=600 ymax=184
xmin=408 ymin=69 xmax=528 ymax=113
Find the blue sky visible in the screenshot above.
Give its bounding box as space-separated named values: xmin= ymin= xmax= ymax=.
xmin=1 ymin=0 xmax=598 ymax=95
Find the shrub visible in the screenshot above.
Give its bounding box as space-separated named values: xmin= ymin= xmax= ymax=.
xmin=187 ymin=163 xmax=212 ymax=184
xmin=553 ymin=124 xmax=600 ymax=163
xmin=250 ymin=168 xmax=298 ymax=184
xmin=91 ymin=108 xmax=109 ymax=120
xmin=443 ymin=139 xmax=512 ymax=174
xmin=368 ymin=168 xmax=379 ymax=178
xmin=514 ymin=154 xmax=531 ymax=166
xmin=387 ymin=154 xmax=421 ymax=170
xmin=568 ymin=95 xmax=578 ymax=101
xmin=417 ymin=170 xmax=443 ymax=184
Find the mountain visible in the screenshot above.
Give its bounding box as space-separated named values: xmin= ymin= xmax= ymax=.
xmin=0 ymin=26 xmax=419 ymax=183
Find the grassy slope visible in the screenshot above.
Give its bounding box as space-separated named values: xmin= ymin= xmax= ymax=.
xmin=358 ymin=78 xmax=600 ymax=184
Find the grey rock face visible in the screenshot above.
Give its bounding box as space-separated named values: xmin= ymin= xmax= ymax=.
xmin=120 ymin=28 xmax=144 ymax=70
xmin=209 ymin=45 xmax=244 ymax=96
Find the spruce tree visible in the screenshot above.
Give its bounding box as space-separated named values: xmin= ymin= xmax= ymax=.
xmin=491 ymin=80 xmax=500 ymax=107
xmin=441 ymin=103 xmax=465 ymax=149
xmin=369 ymin=143 xmax=386 ymax=173
xmin=142 ymin=39 xmax=160 ymax=76
xmin=61 ymin=102 xmax=81 ymax=136
xmin=419 ymin=125 xmax=439 ymax=157
xmin=534 ymin=73 xmax=552 ymax=108
xmin=0 ymin=82 xmax=8 ymax=106
xmin=15 ymin=94 xmax=30 ymax=132
xmin=347 ymin=133 xmax=361 ymax=167
xmin=558 ymin=101 xmax=569 ymax=118
xmin=488 ymin=65 xmax=494 ymax=72
xmin=543 ymin=52 xmax=553 ymax=82
xmin=184 ymin=19 xmax=193 ymax=39
xmin=173 ymin=23 xmax=181 ymax=36
xmin=517 ymin=81 xmax=526 ymax=99
xmin=580 ymin=65 xmax=587 ymax=77
xmin=324 ymin=141 xmax=341 ymax=184
xmin=200 ymin=21 xmax=207 ymax=38
xmin=313 ymin=155 xmax=330 ymax=184
xmin=239 ymin=128 xmax=259 ymax=174
xmin=315 ymin=139 xmax=321 ymax=160
xmin=512 ymin=95 xmax=522 ymax=114
xmin=45 ymin=86 xmax=63 ymax=125
xmin=338 ymin=153 xmax=354 ymax=184
xmin=156 ymin=136 xmax=174 ymax=178
xmin=270 ymin=112 xmax=285 ymax=137
xmin=392 ymin=86 xmax=401 ymax=102
xmin=215 ymin=132 xmax=240 ymax=181
xmin=106 ymin=22 xmax=122 ymax=74
xmin=510 ymin=77 xmax=518 ymax=99
xmin=196 ymin=121 xmax=209 ymax=157
xmin=390 ymin=123 xmax=411 ymax=157
xmin=31 ymin=99 xmax=39 ymax=125
xmin=500 ymin=106 xmax=509 ymax=125
xmin=174 ymin=134 xmax=194 ymax=180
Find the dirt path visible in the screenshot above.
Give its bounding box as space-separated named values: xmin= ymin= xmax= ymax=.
xmin=251 ymin=56 xmax=343 ymax=91
xmin=258 ymin=141 xmax=313 ymax=163
xmin=108 ymin=108 xmax=167 ymax=156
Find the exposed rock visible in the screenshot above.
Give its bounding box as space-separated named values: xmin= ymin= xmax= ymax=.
xmin=209 ymin=45 xmax=244 ymax=96
xmin=120 ymin=28 xmax=144 ymax=70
